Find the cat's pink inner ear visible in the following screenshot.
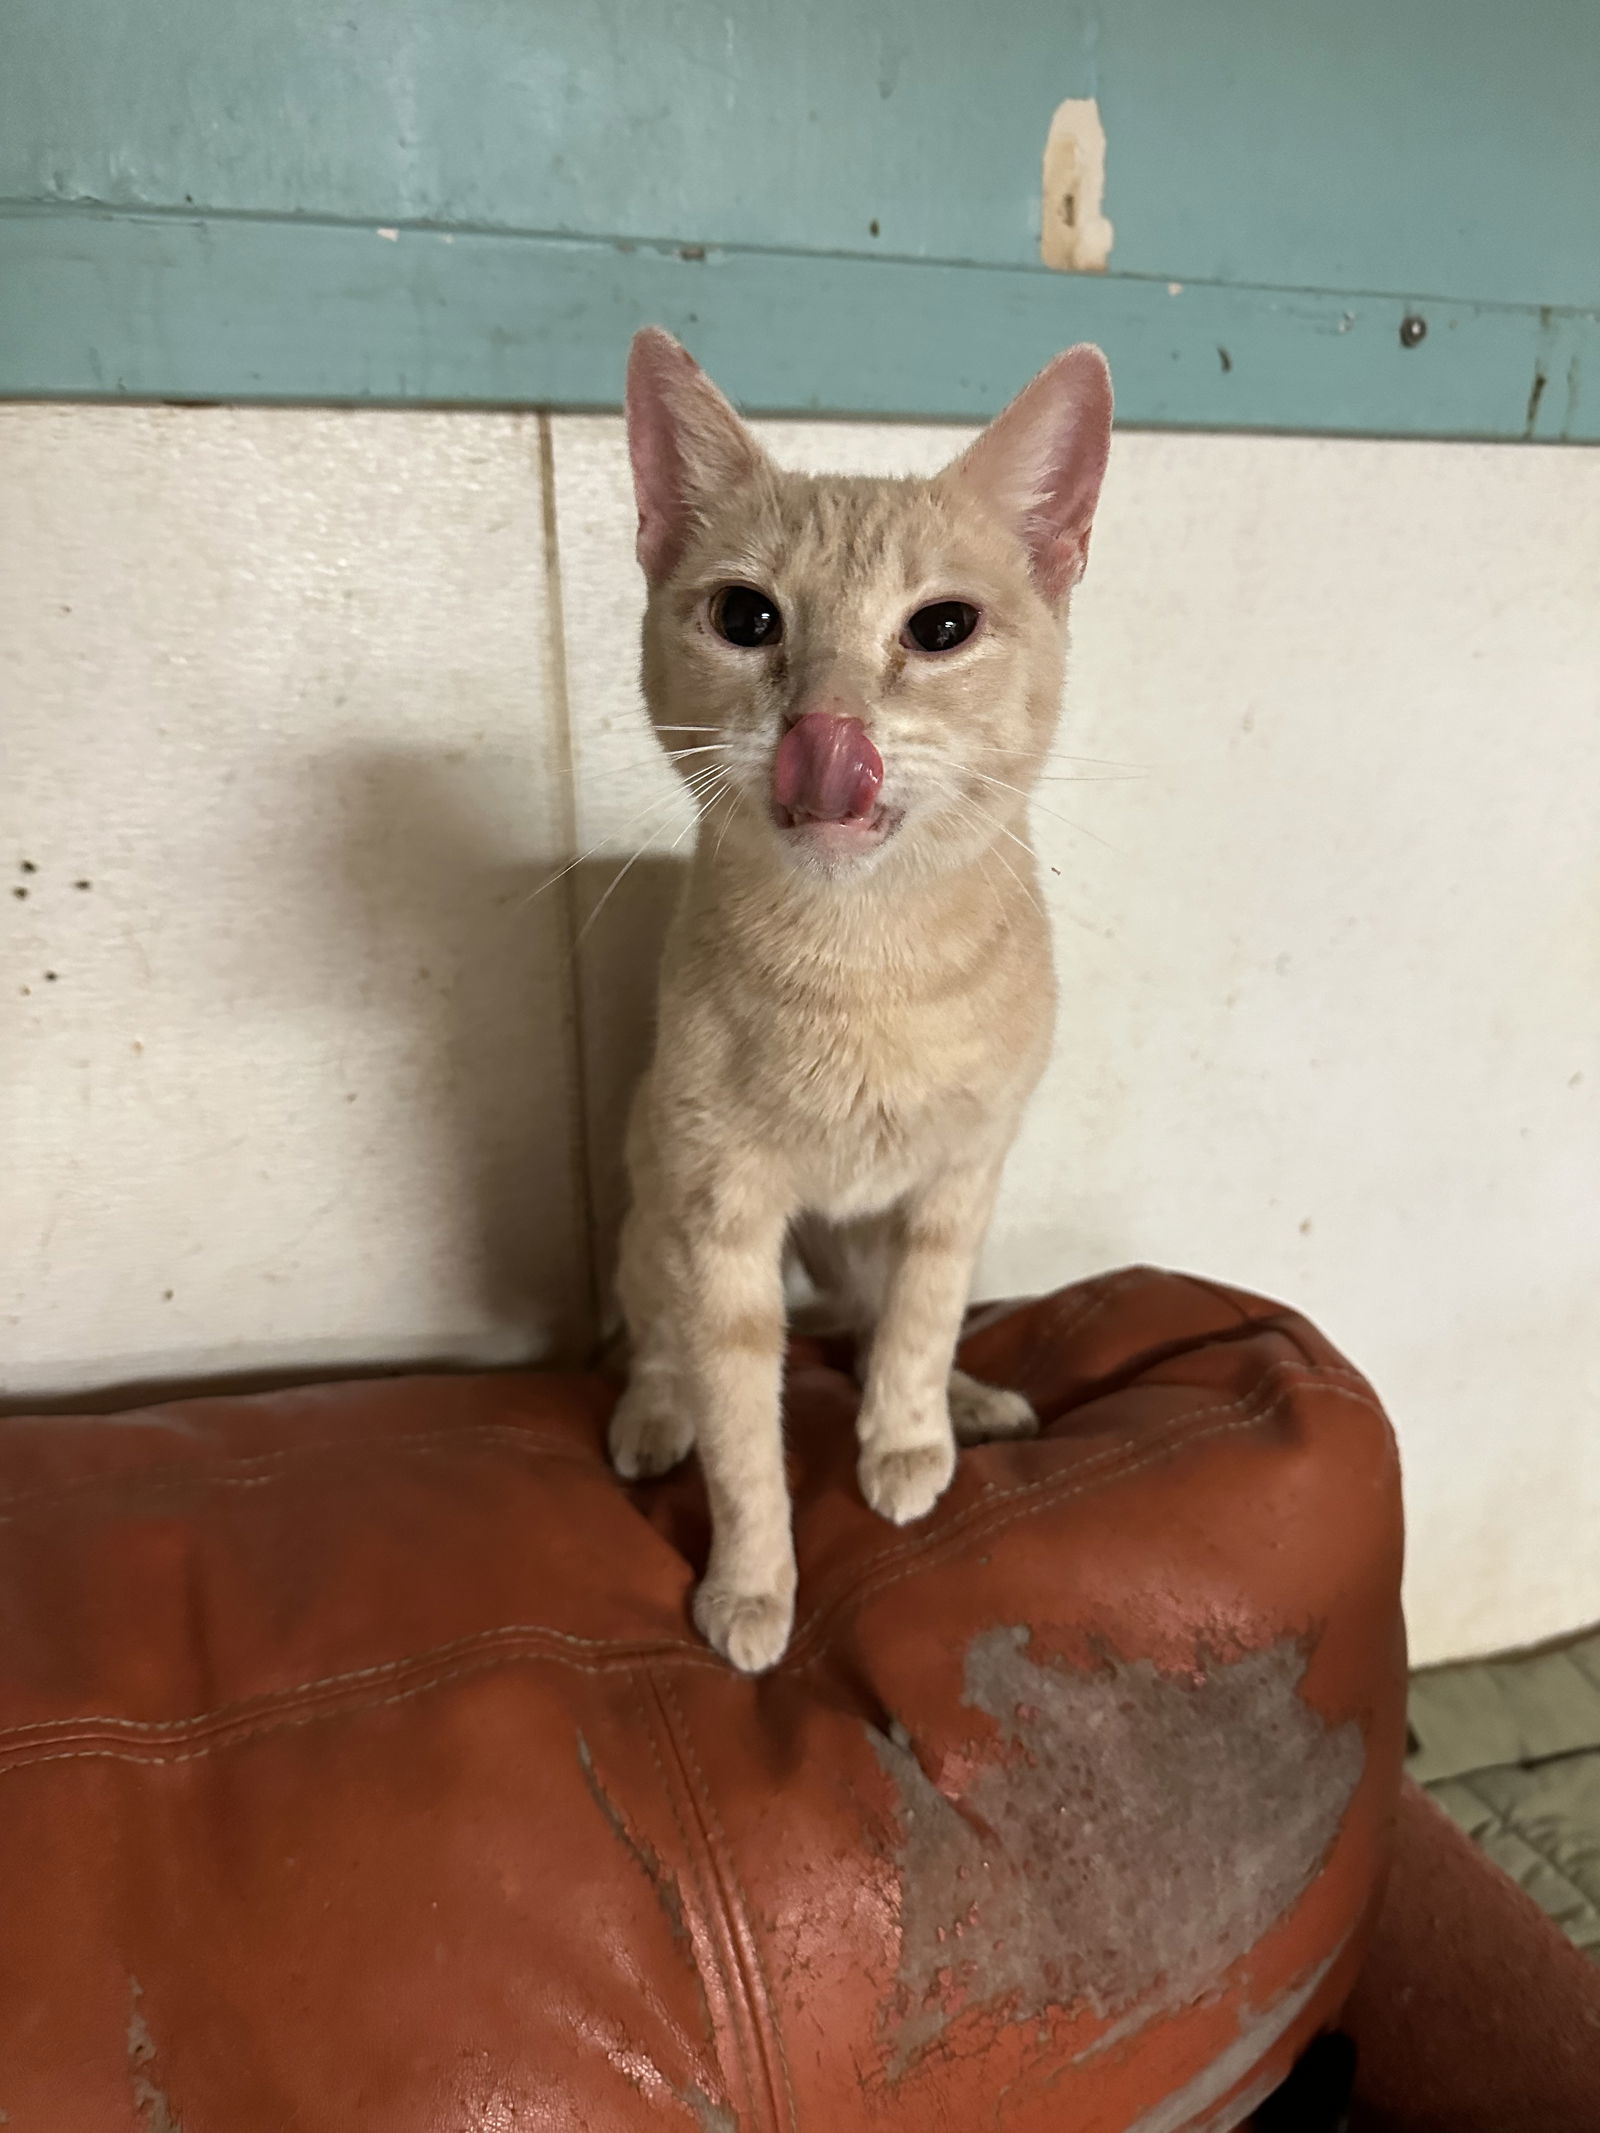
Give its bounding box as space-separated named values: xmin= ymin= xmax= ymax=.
xmin=950 ymin=344 xmax=1114 ymax=603
xmin=625 ymin=328 xmax=764 ymax=583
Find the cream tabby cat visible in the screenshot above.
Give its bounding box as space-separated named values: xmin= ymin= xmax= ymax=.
xmin=609 ymin=329 xmax=1113 ymax=1672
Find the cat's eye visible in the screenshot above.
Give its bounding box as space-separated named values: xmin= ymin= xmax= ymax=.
xmin=711 ymin=584 xmax=783 ymax=648
xmin=903 ymin=600 xmax=980 ymax=654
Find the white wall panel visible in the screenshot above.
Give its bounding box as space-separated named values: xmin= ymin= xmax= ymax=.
xmin=1 ymin=406 xmax=588 ymax=1398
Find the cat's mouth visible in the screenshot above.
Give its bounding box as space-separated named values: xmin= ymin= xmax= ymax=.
xmin=771 ymin=800 xmax=901 ymax=853
xmin=769 ymin=711 xmax=899 ymax=860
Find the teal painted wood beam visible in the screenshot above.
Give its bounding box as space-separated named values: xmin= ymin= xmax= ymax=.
xmin=1 ymin=209 xmax=1594 ymax=441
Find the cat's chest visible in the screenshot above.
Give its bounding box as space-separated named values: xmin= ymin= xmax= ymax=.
xmin=754 ymin=991 xmax=1031 ymax=1200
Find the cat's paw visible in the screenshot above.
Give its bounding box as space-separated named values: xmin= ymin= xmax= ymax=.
xmin=693 ymin=1581 xmax=795 ymax=1674
xmin=948 ymin=1369 xmax=1038 ymax=1446
xmin=859 ymin=1438 xmax=956 ymax=1525
xmin=608 ymin=1387 xmax=694 ymax=1479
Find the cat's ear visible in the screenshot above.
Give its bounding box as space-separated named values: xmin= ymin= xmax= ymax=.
xmin=625 ymin=328 xmax=767 ymax=583
xmin=946 ymin=344 xmax=1113 ymax=602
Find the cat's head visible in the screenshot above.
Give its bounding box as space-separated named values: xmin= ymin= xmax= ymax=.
xmin=625 ymin=329 xmax=1112 ymax=882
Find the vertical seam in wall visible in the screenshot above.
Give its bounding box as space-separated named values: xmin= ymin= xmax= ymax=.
xmin=535 ymin=410 xmax=602 ymax=1355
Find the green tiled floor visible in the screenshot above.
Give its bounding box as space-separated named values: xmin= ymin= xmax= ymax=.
xmin=1408 ymin=1626 xmax=1600 ymax=1963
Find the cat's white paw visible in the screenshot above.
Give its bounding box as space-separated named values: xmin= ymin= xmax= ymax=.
xmin=859 ymin=1438 xmax=956 ymax=1525
xmin=693 ymin=1581 xmax=795 ymax=1674
xmin=948 ymin=1370 xmax=1038 ymax=1446
xmin=608 ymin=1388 xmax=694 ymax=1480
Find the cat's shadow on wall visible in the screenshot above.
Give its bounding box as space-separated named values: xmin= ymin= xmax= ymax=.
xmin=324 ymin=744 xmax=682 ymax=1359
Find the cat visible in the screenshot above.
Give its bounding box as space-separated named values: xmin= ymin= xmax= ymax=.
xmin=608 ymin=327 xmax=1113 ymax=1672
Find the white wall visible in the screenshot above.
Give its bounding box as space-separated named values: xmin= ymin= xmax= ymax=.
xmin=1 ymin=409 xmax=591 ymax=1390
xmin=3 ymin=403 xmax=1597 ymax=1665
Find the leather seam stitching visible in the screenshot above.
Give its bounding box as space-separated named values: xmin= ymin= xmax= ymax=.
xmin=787 ymin=1368 xmax=1384 ymax=1663
xmin=642 ymin=1672 xmax=762 ymax=2126
xmin=989 ymin=1266 xmax=1144 ymax=1386
xmin=0 ymin=1420 xmax=597 ymax=1522
xmin=660 ymin=1674 xmax=798 ymax=2133
xmin=0 ymin=1621 xmax=725 ymax=1740
xmin=0 ymin=1369 xmax=1384 ymax=1771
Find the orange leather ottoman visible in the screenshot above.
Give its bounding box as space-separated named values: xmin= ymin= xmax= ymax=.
xmin=0 ymin=1267 xmax=1406 ymax=2130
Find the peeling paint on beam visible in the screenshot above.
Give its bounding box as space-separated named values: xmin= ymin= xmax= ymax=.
xmin=1041 ymin=98 xmax=1115 ymax=273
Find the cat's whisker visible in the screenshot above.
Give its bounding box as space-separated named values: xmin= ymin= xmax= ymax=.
xmin=571 ymin=771 xmax=731 ymax=953
xmin=912 ymin=769 xmax=1044 ymax=901
xmin=511 ymin=782 xmax=699 ymax=913
xmin=984 ymin=811 xmax=1107 ymax=924
xmin=601 ymin=742 xmax=733 ymax=783
xmin=963 ymin=767 xmax=1128 ymax=857
xmin=1031 ymin=771 xmax=1147 ymax=785
xmin=575 ymin=839 xmax=667 ymax=954
xmin=969 ymin=805 xmax=1051 ymax=882
xmin=917 ymin=768 xmax=1110 ymax=932
xmin=893 ymin=742 xmax=1144 ymax=791
xmin=572 ymin=841 xmax=664 ymax=955
xmin=964 ymin=740 xmax=1147 ymax=774
xmin=982 ymin=845 xmax=1049 ymax=926
xmin=911 ymin=753 xmax=1125 ymax=859
xmin=663 ymin=765 xmax=729 ymax=801
xmin=981 ymin=817 xmax=1106 ymax=933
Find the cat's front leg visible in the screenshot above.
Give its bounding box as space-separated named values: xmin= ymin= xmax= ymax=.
xmin=856 ymin=1158 xmax=1023 ymax=1523
xmin=609 ymin=1197 xmax=696 ymax=1480
xmin=665 ymin=1161 xmax=796 ymax=1673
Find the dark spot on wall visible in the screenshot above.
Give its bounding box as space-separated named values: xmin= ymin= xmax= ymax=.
xmin=870 ymin=1628 xmax=1363 ymax=2078
xmin=1217 ymin=346 xmax=1233 ymax=373
xmin=161 ymin=1290 xmax=174 ymax=1302
xmin=1399 ymin=314 xmax=1427 ymax=348
xmin=869 ymin=219 xmax=881 ymax=237
xmin=11 ymin=887 xmax=25 ymax=900
xmin=18 ymin=860 xmax=36 ymax=874
xmin=678 ymin=243 xmax=706 ymax=262
xmin=1525 ymin=368 xmax=1548 ymax=433
xmin=75 ymin=879 xmax=92 ymax=890
xmin=43 ymin=970 xmax=58 ymax=982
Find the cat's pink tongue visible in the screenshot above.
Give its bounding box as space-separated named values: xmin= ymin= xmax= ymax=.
xmin=772 ymin=713 xmax=884 ymax=823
